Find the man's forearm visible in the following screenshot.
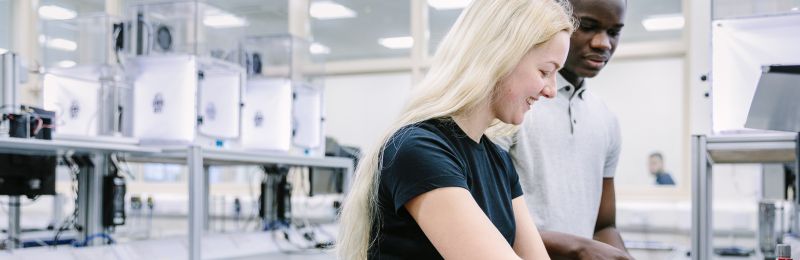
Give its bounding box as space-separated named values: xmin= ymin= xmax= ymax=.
xmin=540 ymin=231 xmax=590 ymax=259
xmin=594 ymin=226 xmax=627 ymax=252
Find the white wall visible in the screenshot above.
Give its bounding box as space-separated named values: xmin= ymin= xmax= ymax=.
xmin=321 ymin=60 xmax=768 ymax=223
xmin=322 ymin=59 xmax=692 ymax=189
xmin=0 ymin=0 xmax=9 ymax=50
xmin=324 ymin=72 xmax=412 ymax=151
xmin=589 ymin=57 xmax=686 ymax=187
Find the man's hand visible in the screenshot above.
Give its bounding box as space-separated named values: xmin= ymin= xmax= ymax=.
xmin=576 ymin=240 xmax=631 ymax=260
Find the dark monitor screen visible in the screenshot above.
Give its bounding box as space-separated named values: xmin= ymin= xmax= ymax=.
xmin=311 ymin=140 xmax=359 ymax=196
xmin=308 ymin=167 xmax=342 ymax=196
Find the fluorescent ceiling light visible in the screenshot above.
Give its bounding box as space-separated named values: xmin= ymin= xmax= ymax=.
xmin=204 ymin=12 xmax=248 ymax=28
xmin=642 ymin=14 xmax=685 ymax=31
xmin=309 ymin=43 xmax=330 ymax=55
xmin=46 ymin=38 xmax=78 ymax=51
xmin=428 ymin=0 xmax=471 ymax=10
xmin=0 ymin=48 xmax=7 ymax=53
xmin=792 ymin=7 xmax=799 ymax=11
xmin=310 ymin=1 xmax=356 ymax=20
xmin=38 ymin=5 xmax=77 ymax=20
xmin=57 ymin=60 xmax=77 ymax=68
xmin=378 ymin=36 xmax=414 ymax=49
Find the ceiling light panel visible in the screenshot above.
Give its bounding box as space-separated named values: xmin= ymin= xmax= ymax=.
xmin=310 ymin=1 xmax=357 ymax=20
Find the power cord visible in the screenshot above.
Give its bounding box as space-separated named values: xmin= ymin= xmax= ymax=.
xmin=72 ymin=233 xmax=115 ymax=247
xmin=52 ymin=155 xmax=82 ymax=247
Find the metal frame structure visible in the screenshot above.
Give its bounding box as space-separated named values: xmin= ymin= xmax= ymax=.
xmin=691 ymin=132 xmax=799 ymax=260
xmin=0 ymin=137 xmax=354 ymax=260
xmin=0 ymin=138 xmax=157 ymax=251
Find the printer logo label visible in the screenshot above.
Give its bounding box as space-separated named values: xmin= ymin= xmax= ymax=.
xmin=153 ymin=93 xmax=164 ymax=114
xmin=69 ymin=100 xmax=80 ymax=119
xmin=205 ymin=103 xmax=216 ymax=121
xmin=254 ymin=111 xmax=264 ymax=128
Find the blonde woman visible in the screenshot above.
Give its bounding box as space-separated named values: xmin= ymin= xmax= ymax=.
xmin=338 ymin=0 xmax=574 ymax=259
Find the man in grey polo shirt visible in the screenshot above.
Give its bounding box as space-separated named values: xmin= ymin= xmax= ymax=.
xmin=495 ymin=0 xmax=630 ymax=259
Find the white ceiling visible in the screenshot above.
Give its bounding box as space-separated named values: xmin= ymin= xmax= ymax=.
xmin=36 ymin=0 xmax=688 ymax=62
xmin=310 ymin=0 xmax=411 ymax=61
xmin=311 ymin=0 xmax=685 ymax=61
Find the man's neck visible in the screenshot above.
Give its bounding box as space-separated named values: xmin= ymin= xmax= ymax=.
xmin=559 ymin=70 xmax=584 ymax=90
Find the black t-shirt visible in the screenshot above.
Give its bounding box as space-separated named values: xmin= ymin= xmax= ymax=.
xmin=368 ymin=117 xmax=524 ymax=259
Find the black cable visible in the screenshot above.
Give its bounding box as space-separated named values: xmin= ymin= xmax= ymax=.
xmin=239 ymin=167 xmax=261 ymax=231
xmin=112 ymin=23 xmax=125 ymax=69
xmin=52 ymin=155 xmax=80 ymax=247
xmin=269 ymin=226 xmax=327 ymax=255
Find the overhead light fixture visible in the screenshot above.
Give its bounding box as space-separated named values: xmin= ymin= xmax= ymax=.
xmin=46 ymin=38 xmax=78 ymax=51
xmin=38 ymin=5 xmax=77 ymax=20
xmin=310 ymin=1 xmax=357 ymax=20
xmin=309 ymin=43 xmax=331 ymax=55
xmin=57 ymin=60 xmax=77 ymax=68
xmin=378 ymin=36 xmax=414 ymax=49
xmin=428 ymin=0 xmax=471 ymax=10
xmin=203 ymin=10 xmax=248 ymax=28
xmin=792 ymin=7 xmax=799 ymax=11
xmin=642 ymin=13 xmax=685 ymax=31
xmin=0 ymin=48 xmax=7 ymax=54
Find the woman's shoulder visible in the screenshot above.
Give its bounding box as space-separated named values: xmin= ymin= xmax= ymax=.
xmin=382 ymin=119 xmax=459 ymax=161
xmin=387 ymin=119 xmax=450 ymax=147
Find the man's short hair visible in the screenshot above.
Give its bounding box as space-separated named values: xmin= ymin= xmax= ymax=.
xmin=649 ymin=152 xmax=663 ymax=160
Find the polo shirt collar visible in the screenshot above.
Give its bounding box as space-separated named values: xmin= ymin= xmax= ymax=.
xmin=556 ymin=73 xmax=587 ymax=100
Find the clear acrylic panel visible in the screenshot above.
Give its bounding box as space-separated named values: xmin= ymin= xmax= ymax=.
xmin=210 ymin=0 xmax=288 ymax=33
xmin=310 ymin=0 xmax=410 ymax=61
xmin=41 ymin=15 xmax=133 ymax=137
xmin=621 ymin=0 xmax=683 ymax=43
xmin=240 ymin=35 xmax=325 ymax=85
xmin=427 ymin=3 xmax=462 ymax=56
xmin=714 ymin=0 xmax=800 ymax=20
xmin=41 ymin=14 xmax=117 ymax=69
xmin=40 ymin=0 xmax=104 ymax=14
xmin=428 ymin=0 xmax=684 ymax=57
xmin=126 ymin=1 xmax=246 ymax=59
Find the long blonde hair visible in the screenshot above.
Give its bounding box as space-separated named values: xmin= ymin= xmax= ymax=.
xmin=337 ymin=1 xmax=575 ymax=259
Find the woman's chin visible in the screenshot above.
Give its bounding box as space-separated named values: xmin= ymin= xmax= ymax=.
xmin=503 ymin=115 xmax=525 ymax=125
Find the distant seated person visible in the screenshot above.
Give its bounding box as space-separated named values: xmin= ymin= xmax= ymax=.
xmin=649 ymin=152 xmax=675 ymax=185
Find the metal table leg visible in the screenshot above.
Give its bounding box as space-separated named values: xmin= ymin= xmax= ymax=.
xmin=343 ymin=164 xmax=354 ymax=195
xmin=692 ymin=135 xmax=712 ymax=260
xmin=76 ymin=155 xmax=105 ymax=246
xmin=88 ymin=155 xmax=106 ymax=245
xmin=794 ymin=133 xmax=800 ymax=233
xmin=203 ymin=165 xmax=210 ymax=232
xmin=188 ymin=146 xmax=204 ymax=260
xmin=7 ymin=196 xmax=20 ymax=249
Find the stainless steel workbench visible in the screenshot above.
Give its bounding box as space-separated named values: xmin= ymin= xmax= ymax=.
xmin=0 ymin=137 xmax=353 ymax=260
xmin=691 ymin=132 xmax=799 ymax=260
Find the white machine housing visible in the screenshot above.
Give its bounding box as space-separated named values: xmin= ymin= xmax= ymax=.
xmin=239 ymin=35 xmax=326 ymax=156
xmin=43 ymin=69 xmax=103 ymax=137
xmin=241 ymin=78 xmax=293 ymax=151
xmin=129 ymin=54 xmax=243 ymax=146
xmin=40 ymin=15 xmax=132 ymax=140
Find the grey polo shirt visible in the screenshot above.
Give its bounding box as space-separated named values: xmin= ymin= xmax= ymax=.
xmin=493 ymin=73 xmax=621 ymax=239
